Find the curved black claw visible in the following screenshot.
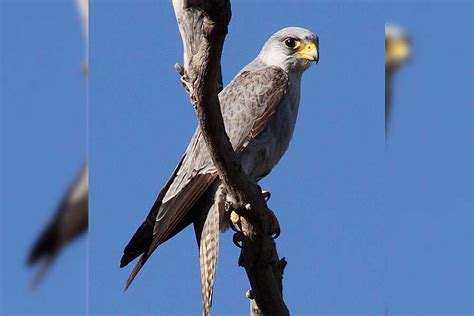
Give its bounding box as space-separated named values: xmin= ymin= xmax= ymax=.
xmin=228 ymin=211 xmax=242 ymax=232
xmin=267 ymin=209 xmax=281 ymax=239
xmin=230 ymin=221 xmax=240 ymax=233
xmin=262 ymin=190 xmax=271 ymax=202
xmin=233 ymin=232 xmax=244 ymax=248
xmin=272 ymin=227 xmax=281 ymax=239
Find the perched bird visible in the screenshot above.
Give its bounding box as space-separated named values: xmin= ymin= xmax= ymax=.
xmin=27 ymin=165 xmax=88 ymax=287
xmin=121 ymin=27 xmax=319 ymax=315
xmin=385 ymin=24 xmax=411 ymax=136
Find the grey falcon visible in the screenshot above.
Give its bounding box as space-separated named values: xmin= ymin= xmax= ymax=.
xmin=120 ymin=26 xmax=319 ymax=313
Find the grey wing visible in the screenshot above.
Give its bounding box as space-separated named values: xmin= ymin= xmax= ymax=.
xmin=152 ymin=65 xmax=288 ymax=243
xmin=122 ymin=66 xmax=288 ymax=289
xmin=122 ymin=131 xmax=218 ymax=289
xmin=220 ymin=66 xmax=289 ymax=151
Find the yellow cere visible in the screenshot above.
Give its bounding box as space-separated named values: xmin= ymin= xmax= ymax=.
xmin=298 ymin=42 xmax=318 ymax=61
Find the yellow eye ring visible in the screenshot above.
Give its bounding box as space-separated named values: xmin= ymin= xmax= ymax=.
xmin=283 ymin=37 xmax=301 ymax=50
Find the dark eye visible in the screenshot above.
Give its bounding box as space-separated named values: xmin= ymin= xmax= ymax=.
xmin=283 ymin=37 xmax=300 ymax=49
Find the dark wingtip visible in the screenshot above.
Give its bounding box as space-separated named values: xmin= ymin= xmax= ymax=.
xmin=30 ymin=258 xmax=54 ymax=290
xmin=27 ymin=222 xmax=59 ymax=266
xmin=119 ymin=255 xmax=129 ymax=268
xmin=120 ymin=216 xmax=156 ymax=269
xmin=124 ymin=281 xmax=131 ymax=292
xmin=120 ymin=250 xmax=142 ymax=268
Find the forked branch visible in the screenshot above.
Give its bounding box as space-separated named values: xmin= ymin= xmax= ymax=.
xmin=172 ymin=1 xmax=289 ymax=315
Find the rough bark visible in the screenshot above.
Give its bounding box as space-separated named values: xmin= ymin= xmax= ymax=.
xmin=172 ymin=1 xmax=289 ymax=315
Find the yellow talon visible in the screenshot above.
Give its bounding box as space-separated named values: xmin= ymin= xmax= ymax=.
xmin=230 ymin=211 xmax=240 ymax=225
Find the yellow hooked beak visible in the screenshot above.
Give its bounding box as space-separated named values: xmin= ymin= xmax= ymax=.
xmin=298 ymin=42 xmax=319 ymax=64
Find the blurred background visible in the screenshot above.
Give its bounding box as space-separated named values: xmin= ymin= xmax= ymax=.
xmin=1 ymin=1 xmax=87 ymax=315
xmin=383 ymin=2 xmax=473 ymax=315
xmin=1 ymin=0 xmax=472 ymax=315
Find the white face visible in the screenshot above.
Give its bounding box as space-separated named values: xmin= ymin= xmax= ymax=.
xmin=259 ymin=27 xmax=319 ymax=72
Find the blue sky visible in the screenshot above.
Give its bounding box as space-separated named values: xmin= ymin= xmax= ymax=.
xmin=1 ymin=0 xmax=472 ymax=316
xmin=383 ymin=2 xmax=473 ymax=315
xmin=1 ymin=1 xmax=87 ymax=315
xmin=89 ymin=1 xmax=385 ymax=315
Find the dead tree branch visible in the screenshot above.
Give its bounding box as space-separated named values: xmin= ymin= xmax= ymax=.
xmin=172 ymin=1 xmax=289 ymax=315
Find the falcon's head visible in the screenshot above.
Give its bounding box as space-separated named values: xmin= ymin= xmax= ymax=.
xmin=385 ymin=24 xmax=411 ymax=69
xmin=258 ymin=27 xmax=319 ymax=72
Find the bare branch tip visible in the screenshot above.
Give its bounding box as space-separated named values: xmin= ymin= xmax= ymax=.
xmin=174 ymin=63 xmax=185 ymax=76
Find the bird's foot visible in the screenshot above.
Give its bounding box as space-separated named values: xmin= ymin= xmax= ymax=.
xmin=265 ymin=209 xmax=281 ymax=239
xmin=230 ymin=210 xmax=241 ymax=226
xmin=229 ymin=210 xmax=243 ymax=233
xmin=261 ymin=190 xmax=271 ymax=202
xmin=232 ymin=231 xmax=244 ymax=248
